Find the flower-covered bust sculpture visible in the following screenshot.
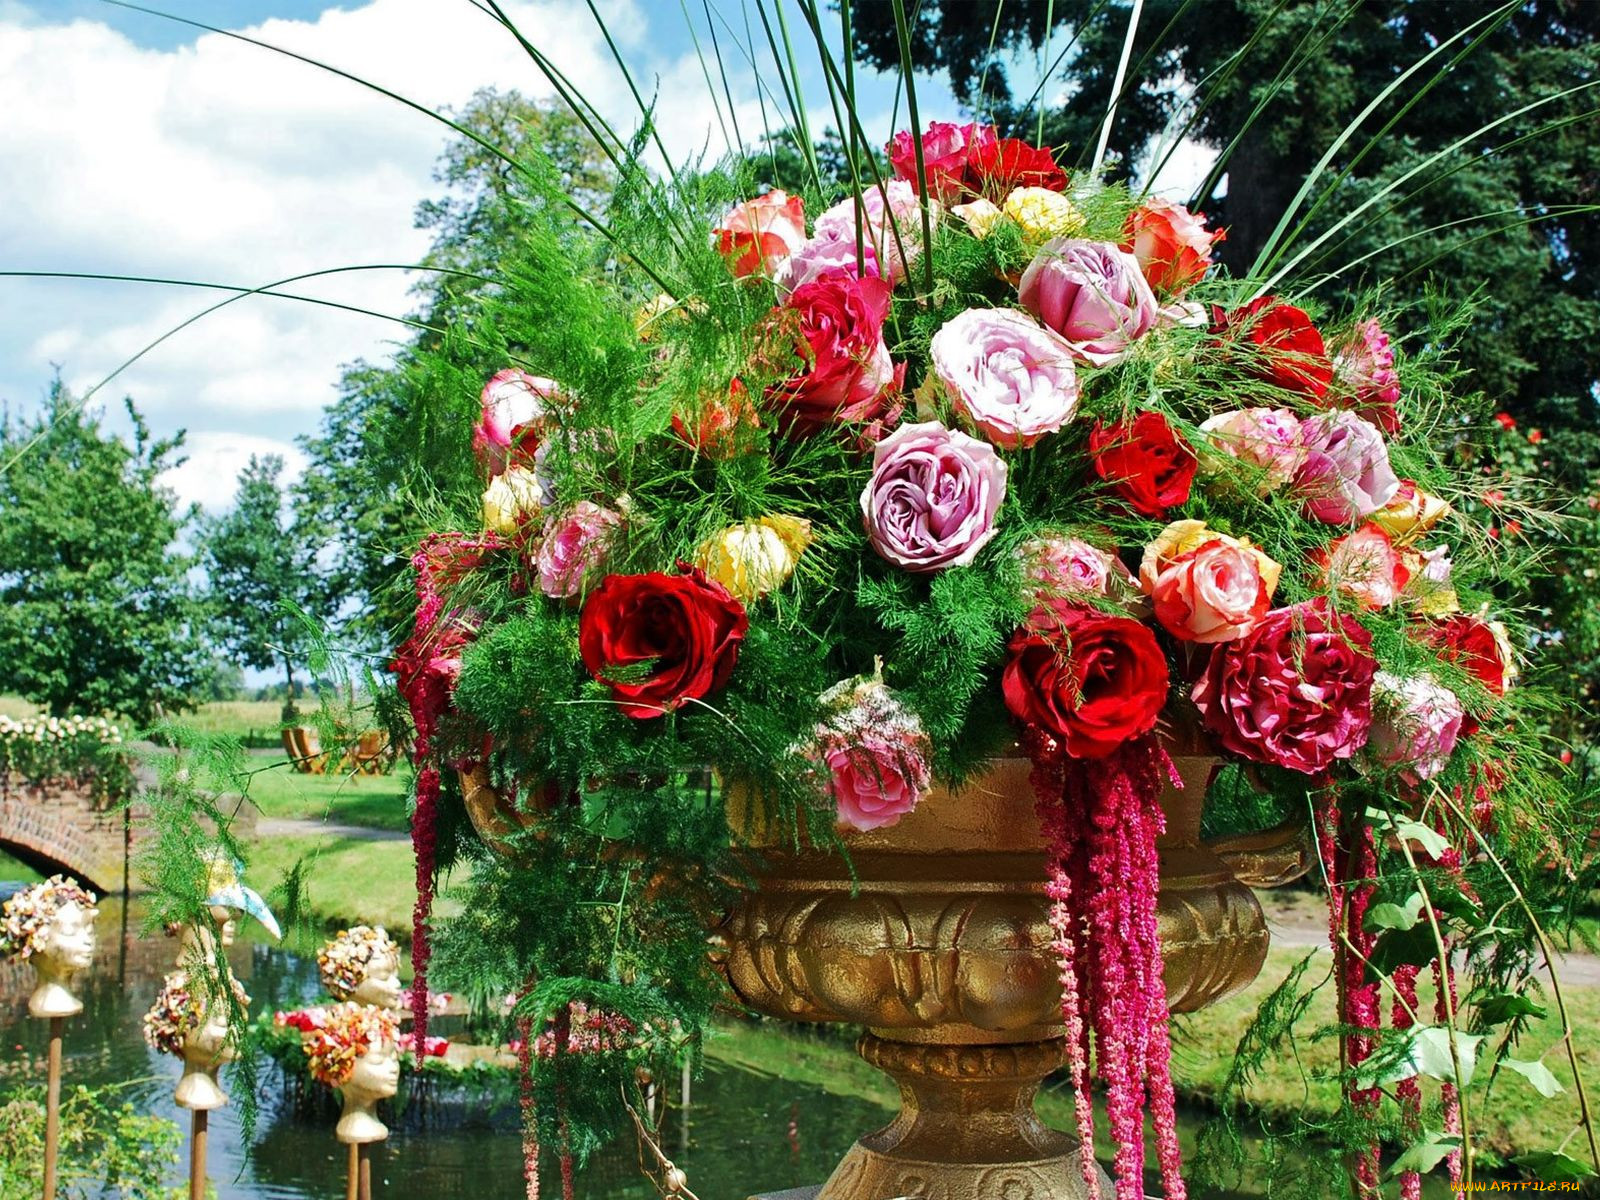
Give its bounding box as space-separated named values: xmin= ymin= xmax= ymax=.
xmin=174 ymin=854 xmax=282 ymax=965
xmin=317 ymin=926 xmax=403 ymax=1011
xmin=302 ymin=1003 xmax=402 ymax=1144
xmin=143 ymin=969 xmax=250 ymax=1111
xmin=0 ymin=875 xmax=99 ymax=1019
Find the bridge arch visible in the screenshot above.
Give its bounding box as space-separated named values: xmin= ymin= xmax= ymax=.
xmin=0 ymin=782 xmax=139 ymax=894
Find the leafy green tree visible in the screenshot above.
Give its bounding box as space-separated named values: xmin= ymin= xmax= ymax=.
xmin=0 ymin=384 xmax=208 ymax=722
xmin=198 ymin=454 xmax=326 ymax=721
xmin=296 ymin=89 xmax=614 ymax=642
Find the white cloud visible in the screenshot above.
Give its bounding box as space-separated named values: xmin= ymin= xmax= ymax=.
xmin=161 ymin=429 xmax=309 ymax=513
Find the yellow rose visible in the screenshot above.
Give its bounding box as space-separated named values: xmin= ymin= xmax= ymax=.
xmin=951 ymin=198 xmax=1004 ymax=239
xmin=694 ymin=516 xmax=813 ymax=602
xmin=1139 ymin=519 xmax=1282 ymax=598
xmin=1002 ymin=187 xmax=1086 ymax=242
xmin=634 ymin=293 xmax=679 ymax=342
xmin=1372 ymin=481 xmax=1452 ymax=545
xmin=481 ymin=468 xmax=544 ymax=535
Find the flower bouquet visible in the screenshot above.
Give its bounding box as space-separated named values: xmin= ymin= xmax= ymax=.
xmin=398 ymin=118 xmax=1552 ymax=1197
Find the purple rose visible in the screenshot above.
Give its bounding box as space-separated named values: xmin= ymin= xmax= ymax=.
xmin=1017 ymin=239 xmax=1158 ymax=365
xmin=813 ymin=180 xmax=932 ymax=286
xmin=1294 ymin=411 xmax=1400 ymax=524
xmin=928 ymin=308 xmax=1079 ymax=448
xmin=536 ymin=501 xmax=622 ymax=599
xmin=1199 ymin=407 xmax=1306 ymax=493
xmin=861 ymin=420 xmax=1007 ymax=572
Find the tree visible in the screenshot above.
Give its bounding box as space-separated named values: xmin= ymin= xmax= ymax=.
xmin=297 ymin=89 xmax=614 ymax=642
xmin=0 ymin=384 xmax=208 ymax=722
xmin=198 ymin=455 xmax=327 ymax=721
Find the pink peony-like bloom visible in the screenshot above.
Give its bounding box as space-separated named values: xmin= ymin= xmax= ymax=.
xmin=767 ymin=269 xmax=901 ymax=436
xmin=888 ymin=120 xmax=997 ymax=202
xmin=1333 ymin=319 xmax=1402 ymax=434
xmin=713 ymin=189 xmax=807 ymax=278
xmin=1019 ymin=534 xmax=1135 ymax=602
xmin=861 ymin=420 xmax=1007 ymax=573
xmin=1371 ymin=671 xmax=1464 ymax=782
xmin=1122 ymin=198 xmax=1224 ymax=296
xmin=1295 ymin=411 xmax=1401 ymax=524
xmin=1314 ymin=522 xmax=1411 ymax=610
xmin=1192 ymin=599 xmax=1378 ymax=774
xmin=475 ymin=369 xmax=562 ymax=475
xmin=810 ymin=676 xmax=932 ymax=831
xmin=928 ymin=307 xmax=1079 ymax=448
xmin=1198 ymin=407 xmax=1306 ymax=493
xmin=1018 ymin=239 xmax=1159 ymax=366
xmin=813 ymin=181 xmax=932 ymax=286
xmin=1139 ymin=520 xmax=1281 ymax=644
xmin=535 ymin=501 xmax=623 ymax=599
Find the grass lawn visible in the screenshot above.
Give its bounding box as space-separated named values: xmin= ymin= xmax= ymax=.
xmin=0 ymin=849 xmax=45 ymax=884
xmin=237 ymin=758 xmax=411 ymax=832
xmin=1170 ymin=944 xmax=1591 ymax=1163
xmin=167 ymin=699 xmax=287 ymax=741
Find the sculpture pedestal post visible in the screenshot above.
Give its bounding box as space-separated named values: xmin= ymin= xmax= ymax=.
xmin=43 ymin=1016 xmax=64 ymax=1200
xmin=188 ymin=1110 xmax=208 ymax=1200
xmin=346 ymin=1144 xmax=359 ymax=1200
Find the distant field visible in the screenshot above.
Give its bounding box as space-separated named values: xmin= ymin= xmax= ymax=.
xmin=239 ymin=758 xmax=411 ymax=832
xmin=0 ymin=695 xmax=40 ymax=719
xmin=165 ymin=699 xmax=288 ymax=742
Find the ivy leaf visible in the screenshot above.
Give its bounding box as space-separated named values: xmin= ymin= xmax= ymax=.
xmin=1391 ymin=818 xmax=1451 ymax=859
xmin=1501 ymin=1057 xmax=1564 ymax=1098
xmin=1365 ymin=893 xmax=1425 ymax=932
xmin=1386 ymin=1131 xmax=1461 ymax=1178
xmin=1513 ymin=1151 xmax=1598 ymax=1182
xmin=1476 ymin=992 xmax=1549 ymax=1025
xmin=1369 ymin=924 xmax=1440 ymax=975
xmin=1410 ymin=1026 xmax=1483 ymax=1087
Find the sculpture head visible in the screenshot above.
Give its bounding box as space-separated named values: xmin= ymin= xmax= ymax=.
xmin=144 ymin=968 xmax=249 ymax=1110
xmin=201 ymin=853 xmax=281 ymax=942
xmin=303 ymin=1002 xmax=402 ymax=1144
xmin=318 ymin=926 xmax=403 ymax=1010
xmin=0 ymin=875 xmax=100 ymax=1018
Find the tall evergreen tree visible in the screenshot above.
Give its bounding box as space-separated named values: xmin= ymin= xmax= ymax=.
xmin=0 ymin=384 xmax=208 ymax=721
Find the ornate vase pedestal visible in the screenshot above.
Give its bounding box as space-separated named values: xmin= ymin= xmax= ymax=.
xmin=723 ymin=756 xmax=1294 ymax=1200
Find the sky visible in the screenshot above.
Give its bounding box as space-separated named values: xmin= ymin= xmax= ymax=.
xmin=0 ymin=0 xmax=1210 ymax=512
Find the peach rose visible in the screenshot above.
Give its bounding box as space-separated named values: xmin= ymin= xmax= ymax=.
xmin=1314 ymin=523 xmax=1410 ymax=610
xmin=713 ymin=190 xmax=807 ymax=278
xmin=1140 ymin=520 xmax=1281 ymax=643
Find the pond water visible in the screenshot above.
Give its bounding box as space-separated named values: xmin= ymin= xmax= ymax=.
xmin=1 ymin=892 xmax=1456 ymax=1199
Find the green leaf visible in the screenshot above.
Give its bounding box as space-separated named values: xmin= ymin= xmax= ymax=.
xmin=1513 ymin=1151 xmax=1598 ymax=1182
xmin=1476 ymin=992 xmax=1549 ymax=1025
xmin=1369 ymin=924 xmax=1441 ymax=975
xmin=1365 ymin=893 xmax=1425 ymax=932
xmin=1502 ymin=1057 xmax=1564 ymax=1098
xmin=1411 ymin=1026 xmax=1483 ymax=1087
xmin=1391 ymin=818 xmax=1451 ymax=859
xmin=1386 ymin=1131 xmax=1461 ymax=1178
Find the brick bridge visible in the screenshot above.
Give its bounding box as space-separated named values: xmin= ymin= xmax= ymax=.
xmin=0 ymin=777 xmax=150 ymax=894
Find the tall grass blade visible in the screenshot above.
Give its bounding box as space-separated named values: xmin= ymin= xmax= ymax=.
xmin=702 ymin=0 xmax=745 ymax=154
xmin=890 ymin=0 xmax=936 ymax=294
xmin=680 ymin=0 xmax=733 ymax=154
xmin=755 ymin=0 xmax=822 ymax=190
xmin=1089 ymin=0 xmax=1143 ymax=179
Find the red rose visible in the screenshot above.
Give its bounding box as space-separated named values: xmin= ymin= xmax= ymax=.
xmin=1422 ymin=614 xmax=1516 ymax=698
xmin=966 ymin=137 xmax=1067 ymax=199
xmin=578 ymin=566 xmax=748 ymax=719
xmin=1191 ymin=600 xmax=1377 ymax=775
xmin=1214 ymin=296 xmax=1332 ymax=400
xmin=672 ymin=379 xmax=759 ymax=459
xmin=765 ymin=269 xmax=902 ymax=436
xmin=1002 ymin=603 xmax=1169 ymax=759
xmin=1089 ymin=411 xmax=1198 ymax=518
xmin=887 ymin=120 xmax=996 ymax=202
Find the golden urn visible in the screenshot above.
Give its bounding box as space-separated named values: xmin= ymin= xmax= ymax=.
xmin=720 ymin=755 xmax=1304 ymax=1200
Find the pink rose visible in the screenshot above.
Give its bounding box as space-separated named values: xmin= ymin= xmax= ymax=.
xmin=1192 ymin=599 xmax=1378 ymax=775
xmin=766 ymin=270 xmax=901 ymax=436
xmin=1019 ymin=535 xmax=1134 ymax=601
xmin=777 ymin=233 xmax=885 ymax=297
xmin=1333 ymin=319 xmax=1402 ymax=434
xmin=888 ymin=120 xmax=997 ymax=202
xmin=861 ymin=420 xmax=1007 ymax=573
xmin=811 ymin=677 xmax=932 ymax=831
xmin=1313 ymin=523 xmax=1410 ymax=610
xmin=1294 ymin=411 xmax=1400 ymax=524
xmin=928 ymin=308 xmax=1079 ymax=448
xmin=1018 ymin=239 xmax=1159 ymax=365
xmin=813 ymin=181 xmax=932 ymax=286
xmin=1139 ymin=522 xmax=1280 ymax=644
xmin=1198 ymin=408 xmax=1305 ymax=493
xmin=475 ymin=369 xmax=561 ymax=474
xmin=713 ymin=190 xmax=807 ymax=278
xmin=1371 ymin=671 xmax=1464 ymax=782
xmin=536 ymin=501 xmax=622 ymax=599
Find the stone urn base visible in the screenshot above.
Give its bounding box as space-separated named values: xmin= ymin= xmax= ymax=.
xmin=722 ymin=755 xmax=1283 ymax=1200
